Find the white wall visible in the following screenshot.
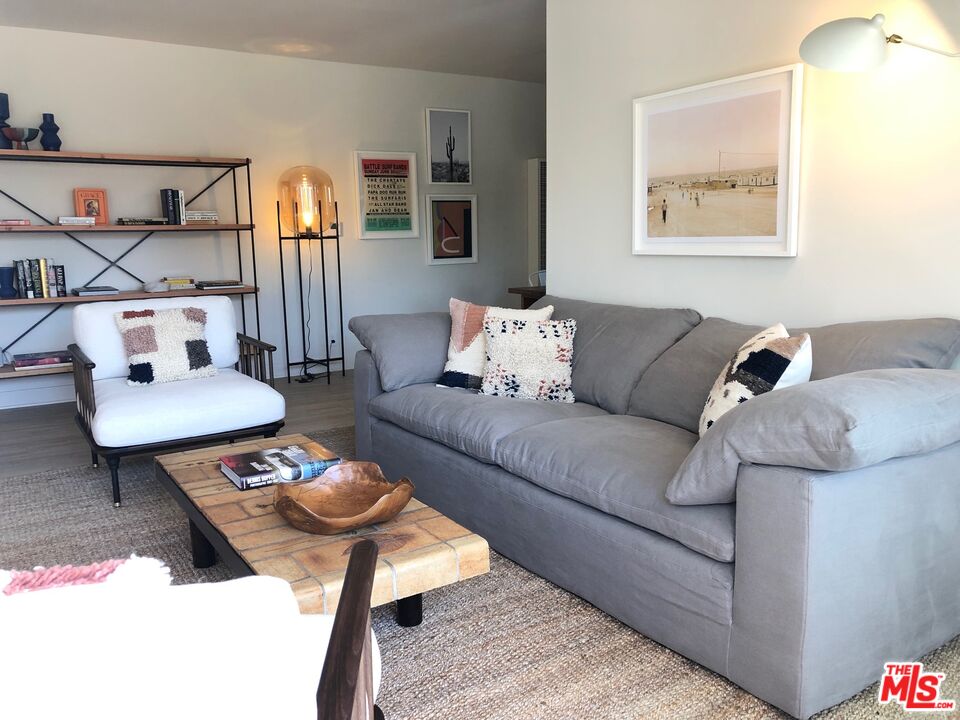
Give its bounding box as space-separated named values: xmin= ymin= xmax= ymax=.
xmin=547 ymin=0 xmax=959 ymax=326
xmin=0 ymin=27 xmax=545 ymax=408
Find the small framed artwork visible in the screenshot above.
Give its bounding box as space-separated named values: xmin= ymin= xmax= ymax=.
xmin=426 ymin=194 xmax=478 ymax=265
xmin=426 ymin=108 xmax=471 ymax=184
xmin=632 ymin=64 xmax=803 ymax=257
xmin=353 ymin=151 xmax=419 ymax=239
xmin=74 ymin=188 xmax=109 ymax=225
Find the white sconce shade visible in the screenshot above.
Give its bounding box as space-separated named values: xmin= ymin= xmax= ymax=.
xmin=800 ymin=14 xmax=889 ymax=71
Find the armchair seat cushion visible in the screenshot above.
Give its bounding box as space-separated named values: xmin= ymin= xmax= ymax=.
xmin=90 ymin=368 xmax=285 ymax=448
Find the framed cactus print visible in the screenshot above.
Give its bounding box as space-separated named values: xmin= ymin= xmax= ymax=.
xmin=426 ymin=108 xmax=472 ymax=184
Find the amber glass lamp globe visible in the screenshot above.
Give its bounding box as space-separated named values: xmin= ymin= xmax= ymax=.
xmin=278 ymin=166 xmax=336 ymax=235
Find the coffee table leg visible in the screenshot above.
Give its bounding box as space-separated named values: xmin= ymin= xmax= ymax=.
xmin=190 ymin=519 xmax=216 ymax=568
xmin=396 ymin=593 xmax=423 ymax=627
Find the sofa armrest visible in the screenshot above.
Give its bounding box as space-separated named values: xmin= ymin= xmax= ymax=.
xmin=668 ymin=368 xmax=960 ymax=505
xmin=236 ymin=333 xmax=277 ymax=387
xmin=349 ymin=312 xmax=450 ymax=391
xmin=67 ymin=343 xmax=96 ymax=430
xmin=353 ymin=350 xmax=383 ymax=460
xmin=728 ymin=447 xmax=960 ymax=718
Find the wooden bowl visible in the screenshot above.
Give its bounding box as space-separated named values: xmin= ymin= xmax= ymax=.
xmin=273 ymin=461 xmax=415 ymax=535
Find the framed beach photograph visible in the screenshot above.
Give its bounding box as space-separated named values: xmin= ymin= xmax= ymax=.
xmin=74 ymin=188 xmax=109 ymax=225
xmin=426 ymin=108 xmax=471 ymax=184
xmin=425 ymin=194 xmax=478 ymax=265
xmin=632 ymin=65 xmax=803 ymax=256
xmin=353 ymin=150 xmax=419 ymax=239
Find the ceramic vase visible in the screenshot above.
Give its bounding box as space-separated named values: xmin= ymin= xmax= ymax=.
xmin=0 ymin=93 xmax=11 ymax=150
xmin=39 ymin=113 xmax=61 ymax=152
xmin=0 ymin=266 xmax=17 ymax=299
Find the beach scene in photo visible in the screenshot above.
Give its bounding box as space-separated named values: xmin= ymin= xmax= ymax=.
xmin=646 ymin=90 xmax=781 ymax=238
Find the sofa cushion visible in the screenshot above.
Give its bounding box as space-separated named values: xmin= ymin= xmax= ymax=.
xmin=74 ymin=295 xmax=241 ymax=381
xmin=349 ymin=312 xmax=451 ymax=391
xmin=630 ymin=315 xmax=960 ymax=434
xmin=494 ymin=414 xmax=735 ymax=562
xmin=368 ymin=384 xmax=607 ymax=464
xmin=530 ymin=295 xmax=701 ymax=415
xmin=91 ymin=368 xmax=285 ymax=447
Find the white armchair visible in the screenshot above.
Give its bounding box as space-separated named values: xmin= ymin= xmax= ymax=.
xmin=69 ymin=296 xmax=285 ymax=507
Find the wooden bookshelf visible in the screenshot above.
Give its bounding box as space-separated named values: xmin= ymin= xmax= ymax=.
xmin=0 ymin=149 xmax=249 ymax=168
xmin=0 ymin=223 xmax=254 ymax=233
xmin=0 ymin=363 xmax=72 ymax=379
xmin=0 ymin=285 xmax=258 ymax=307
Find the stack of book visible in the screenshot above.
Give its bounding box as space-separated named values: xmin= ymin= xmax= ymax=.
xmin=162 ymin=276 xmax=196 ymax=290
xmin=0 ymin=219 xmax=31 ymax=227
xmin=116 ymin=217 xmax=169 ymax=226
xmin=71 ymin=286 xmax=119 ymax=297
xmin=185 ymin=211 xmax=219 ymax=225
xmin=219 ymin=442 xmax=341 ymax=490
xmin=160 ymin=189 xmax=186 ymax=225
xmin=12 ymin=350 xmax=72 ymax=372
xmin=13 ymin=259 xmax=67 ymax=298
xmin=196 ymin=279 xmax=243 ymax=290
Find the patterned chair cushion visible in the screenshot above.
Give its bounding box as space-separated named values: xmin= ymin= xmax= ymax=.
xmin=114 ymin=306 xmax=217 ymax=386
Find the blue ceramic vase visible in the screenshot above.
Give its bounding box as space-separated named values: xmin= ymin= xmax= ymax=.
xmin=0 ymin=266 xmax=17 ymax=299
xmin=39 ymin=113 xmax=61 ymax=151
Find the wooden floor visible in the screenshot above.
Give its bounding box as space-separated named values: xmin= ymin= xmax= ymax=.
xmin=0 ymin=372 xmax=355 ymax=479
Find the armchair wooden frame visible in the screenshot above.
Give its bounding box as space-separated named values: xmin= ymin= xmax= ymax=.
xmin=68 ymin=333 xmax=285 ymax=507
xmin=318 ymin=539 xmax=386 ymax=720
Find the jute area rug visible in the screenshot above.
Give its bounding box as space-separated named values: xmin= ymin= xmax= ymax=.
xmin=1 ymin=425 xmax=957 ymax=719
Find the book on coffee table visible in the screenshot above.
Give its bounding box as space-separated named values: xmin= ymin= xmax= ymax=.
xmin=219 ymin=441 xmax=341 ymax=490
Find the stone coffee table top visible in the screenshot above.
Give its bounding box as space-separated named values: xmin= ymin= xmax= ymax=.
xmin=155 ymin=434 xmax=490 ymax=616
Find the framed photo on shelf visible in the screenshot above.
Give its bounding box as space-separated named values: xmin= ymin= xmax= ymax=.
xmin=632 ymin=65 xmax=803 ymax=257
xmin=426 ymin=108 xmax=471 ymax=184
xmin=74 ymin=188 xmax=109 ymax=225
xmin=425 ymin=194 xmax=477 ymax=265
xmin=353 ymin=151 xmax=419 ymax=239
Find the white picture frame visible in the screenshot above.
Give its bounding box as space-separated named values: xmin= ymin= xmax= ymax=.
xmin=426 ymin=108 xmax=472 ymax=185
xmin=425 ymin=194 xmax=478 ymax=265
xmin=354 ymin=150 xmax=420 ymax=239
xmin=632 ymin=65 xmax=803 ymax=257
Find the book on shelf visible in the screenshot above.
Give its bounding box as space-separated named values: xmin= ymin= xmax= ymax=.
xmin=12 ymin=350 xmax=73 ymax=369
xmin=219 ymin=442 xmax=341 ymax=491
xmin=71 ymin=286 xmax=119 ymax=296
xmin=196 ymin=279 xmax=243 ymax=290
xmin=116 ymin=217 xmax=169 ymax=226
xmin=14 ymin=260 xmax=31 ymax=298
xmin=185 ymin=220 xmax=220 ymax=225
xmin=177 ymin=190 xmax=186 ymax=225
xmin=0 ymin=219 xmax=30 ymax=226
xmin=160 ymin=189 xmax=185 ymax=225
xmin=29 ymin=260 xmax=42 ymax=297
xmin=58 ymin=216 xmax=96 ymax=225
xmin=54 ymin=265 xmax=66 ymax=297
xmin=184 ymin=211 xmax=219 ymax=220
xmin=162 ymin=276 xmax=195 ymax=283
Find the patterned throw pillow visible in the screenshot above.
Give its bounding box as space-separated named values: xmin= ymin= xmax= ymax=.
xmin=699 ymin=323 xmax=812 ymax=436
xmin=438 ymin=297 xmax=553 ymax=390
xmin=481 ymin=317 xmax=576 ymax=403
xmin=114 ymin=307 xmax=218 ymax=386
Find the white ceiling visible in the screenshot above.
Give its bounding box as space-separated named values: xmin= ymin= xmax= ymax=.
xmin=0 ymin=0 xmax=546 ymax=82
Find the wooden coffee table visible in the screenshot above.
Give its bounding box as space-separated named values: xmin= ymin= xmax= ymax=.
xmin=154 ymin=434 xmax=490 ymax=626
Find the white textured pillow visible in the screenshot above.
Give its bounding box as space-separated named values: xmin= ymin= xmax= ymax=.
xmin=481 ymin=317 xmax=576 ymax=403
xmin=699 ymin=323 xmax=812 ymax=436
xmin=438 ymin=297 xmax=553 ymax=389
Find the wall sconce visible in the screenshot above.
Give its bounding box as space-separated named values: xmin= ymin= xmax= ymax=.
xmin=277 ymin=165 xmax=336 ymax=237
xmin=800 ymin=13 xmax=959 ymax=71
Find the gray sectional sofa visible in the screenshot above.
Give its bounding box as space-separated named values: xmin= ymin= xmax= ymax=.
xmin=349 ymin=295 xmax=960 ymax=718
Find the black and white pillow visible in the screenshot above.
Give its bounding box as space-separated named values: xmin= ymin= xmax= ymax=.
xmin=699 ymin=323 xmax=812 ymax=435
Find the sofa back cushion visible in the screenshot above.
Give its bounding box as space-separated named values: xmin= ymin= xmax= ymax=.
xmin=630 ymin=316 xmax=960 ymax=433
xmin=73 ymin=296 xmax=240 ymax=381
xmin=530 ymin=295 xmax=701 ymax=414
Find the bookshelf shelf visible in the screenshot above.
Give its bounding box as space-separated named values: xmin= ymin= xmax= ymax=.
xmin=0 ymin=223 xmax=255 ymax=233
xmin=0 ymin=285 xmax=257 ymax=307
xmin=0 ymin=149 xmax=249 ymax=168
xmin=0 ymin=363 xmax=72 ymax=379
